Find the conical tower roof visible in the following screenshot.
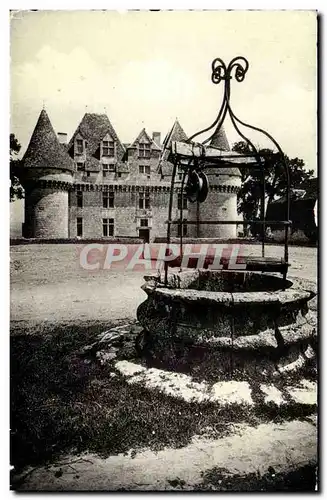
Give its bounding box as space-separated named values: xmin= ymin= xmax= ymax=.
xmin=158 ymin=119 xmax=188 ymax=176
xmin=209 ymin=124 xmax=241 ymax=177
xmin=162 ymin=119 xmax=188 ymax=150
xmin=209 ymin=124 xmax=230 ymax=151
xmin=23 ymin=109 xmax=75 ymax=172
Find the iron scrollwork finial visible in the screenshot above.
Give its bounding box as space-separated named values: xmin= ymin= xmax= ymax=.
xmin=211 ymin=56 xmax=249 ymax=84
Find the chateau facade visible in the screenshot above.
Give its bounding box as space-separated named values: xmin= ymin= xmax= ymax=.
xmin=21 ymin=109 xmax=241 ymax=241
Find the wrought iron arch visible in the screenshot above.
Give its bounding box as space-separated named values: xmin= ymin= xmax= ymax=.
xmin=162 ymin=57 xmax=291 ymax=286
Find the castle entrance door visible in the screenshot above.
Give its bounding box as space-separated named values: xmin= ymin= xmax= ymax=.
xmin=139 ymin=229 xmax=150 ymax=243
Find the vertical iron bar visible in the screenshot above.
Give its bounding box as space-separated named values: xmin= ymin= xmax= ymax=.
xmin=196 ymin=201 xmax=200 ymax=238
xmin=284 ymin=156 xmax=290 ymax=286
xmin=230 ymin=302 xmax=235 ymax=379
xmin=261 ymin=164 xmax=266 ymax=258
xmin=180 ymin=169 xmax=187 ymax=271
xmin=227 ymin=110 xmax=291 ymax=279
xmin=165 ymin=159 xmax=178 ymax=285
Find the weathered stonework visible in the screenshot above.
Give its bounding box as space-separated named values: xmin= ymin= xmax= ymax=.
xmin=23 ymin=169 xmax=73 ymax=239
xmin=137 ymin=271 xmax=317 ymax=380
xmin=21 ymin=110 xmax=242 ymax=241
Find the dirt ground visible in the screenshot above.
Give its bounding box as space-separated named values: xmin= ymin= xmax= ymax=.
xmin=15 ymin=418 xmax=317 ymax=491
xmin=10 ymin=243 xmax=317 ymax=333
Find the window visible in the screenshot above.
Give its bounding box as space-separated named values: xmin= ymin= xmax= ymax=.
xmin=103 ymin=192 xmax=108 ymax=208
xmin=103 ymin=218 xmax=114 ymax=237
xmin=77 ymin=191 xmax=83 ymax=208
xmin=177 ymin=221 xmax=188 ymax=237
xmin=103 ymin=191 xmax=114 ymax=208
xmin=140 ymin=219 xmax=148 ymax=227
xmin=139 ymin=165 xmax=151 ymax=175
xmin=76 ymin=139 xmax=83 ymax=155
xmin=177 ymin=193 xmax=188 ymax=210
xmin=77 ymin=217 xmax=83 ymax=237
xmin=86 ymin=171 xmax=90 ymax=177
xmin=102 ymin=164 xmax=115 ymax=177
xmin=117 ymin=172 xmax=122 ymax=178
xmin=139 ymin=143 xmax=150 ymax=159
xmin=102 ymin=164 xmax=109 ymax=177
xmin=103 ymin=140 xmax=115 ymax=157
xmin=77 ymin=162 xmax=85 ymax=171
xmin=139 ymin=191 xmax=150 ymax=209
xmin=177 ymin=165 xmax=184 ymax=180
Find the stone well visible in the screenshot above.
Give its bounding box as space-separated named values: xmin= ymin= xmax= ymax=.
xmin=137 ymin=270 xmax=317 ymax=381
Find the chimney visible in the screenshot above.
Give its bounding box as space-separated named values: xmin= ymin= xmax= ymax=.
xmin=152 ymin=132 xmax=161 ymax=147
xmin=58 ymin=132 xmax=67 ymax=144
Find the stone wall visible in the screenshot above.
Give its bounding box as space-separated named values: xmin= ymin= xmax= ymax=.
xmin=23 ymin=169 xmax=72 ymax=239
xmin=186 ymin=190 xmax=239 ymax=239
xmin=24 ymin=187 xmax=69 ymax=238
xmin=69 ymin=187 xmax=171 ymax=241
xmin=23 ymin=161 xmax=242 ymax=241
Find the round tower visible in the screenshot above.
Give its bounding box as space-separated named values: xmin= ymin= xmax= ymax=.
xmin=20 ymin=109 xmax=75 ymax=239
xmin=188 ymin=125 xmax=241 ymax=239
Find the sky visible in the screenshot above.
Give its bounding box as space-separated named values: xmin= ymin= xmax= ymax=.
xmin=9 ymin=10 xmax=317 ymax=235
xmin=10 ymin=10 xmax=317 ymax=167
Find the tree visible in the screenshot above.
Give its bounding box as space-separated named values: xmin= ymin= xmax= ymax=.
xmin=10 ymin=133 xmax=24 ymax=201
xmin=232 ymin=141 xmax=315 ymax=237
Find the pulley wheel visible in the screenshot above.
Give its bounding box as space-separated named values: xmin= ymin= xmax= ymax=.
xmin=197 ymin=171 xmax=209 ymax=203
xmin=185 ymin=170 xmax=209 ymax=203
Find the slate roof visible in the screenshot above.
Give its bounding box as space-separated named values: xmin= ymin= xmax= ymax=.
xmin=162 ymin=119 xmax=188 ymax=150
xmin=159 ymin=119 xmax=188 ymax=176
xmin=67 ymin=113 xmax=126 ymax=170
xmin=160 ymin=119 xmax=241 ymax=178
xmin=22 ymin=109 xmax=75 ymax=172
xmin=207 ymin=124 xmax=241 ymax=177
xmin=209 ymin=124 xmax=230 ymax=151
xmin=129 ymin=128 xmax=161 ymax=151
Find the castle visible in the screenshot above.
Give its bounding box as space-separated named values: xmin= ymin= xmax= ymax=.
xmin=20 ymin=109 xmax=241 ymax=241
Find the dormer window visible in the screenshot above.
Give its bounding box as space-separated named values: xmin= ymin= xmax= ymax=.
xmin=103 ymin=140 xmax=115 ymax=157
xmin=76 ymin=162 xmax=85 ymax=171
xmin=102 ymin=164 xmax=108 ymax=178
xmin=76 ymin=139 xmax=84 ymax=155
xmin=139 ymin=142 xmax=150 ymax=159
xmin=139 ymin=165 xmax=151 ymax=175
xmin=102 ymin=163 xmax=116 ymax=177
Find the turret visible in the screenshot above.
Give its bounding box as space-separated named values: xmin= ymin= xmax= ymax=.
xmin=161 ymin=120 xmax=241 ymax=239
xmin=20 ymin=109 xmax=75 ymax=238
xmin=187 ymin=124 xmax=241 ymax=239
